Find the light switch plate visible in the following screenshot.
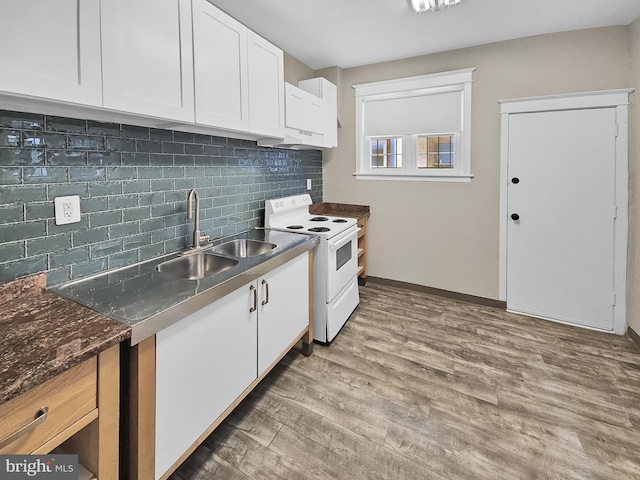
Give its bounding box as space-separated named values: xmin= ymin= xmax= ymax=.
xmin=306 ymin=179 xmax=312 ymax=190
xmin=54 ymin=195 xmax=81 ymax=225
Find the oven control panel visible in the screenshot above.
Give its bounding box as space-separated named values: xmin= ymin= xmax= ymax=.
xmin=266 ymin=194 xmax=312 ymax=213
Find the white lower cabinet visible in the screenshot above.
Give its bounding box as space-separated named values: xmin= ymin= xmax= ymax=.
xmin=155 ymin=284 xmax=257 ymax=479
xmin=154 ymin=252 xmax=309 ymax=479
xmin=257 ymin=252 xmax=309 ymax=375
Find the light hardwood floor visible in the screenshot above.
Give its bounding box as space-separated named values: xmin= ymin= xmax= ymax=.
xmin=170 ymin=283 xmax=640 ymax=479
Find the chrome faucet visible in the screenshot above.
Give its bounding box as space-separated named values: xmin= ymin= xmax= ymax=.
xmin=187 ymin=189 xmax=210 ymax=249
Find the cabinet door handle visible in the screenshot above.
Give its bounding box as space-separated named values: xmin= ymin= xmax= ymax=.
xmin=249 ymin=285 xmax=257 ymax=312
xmin=0 ymin=406 xmax=49 ymax=450
xmin=261 ymin=279 xmax=269 ymax=306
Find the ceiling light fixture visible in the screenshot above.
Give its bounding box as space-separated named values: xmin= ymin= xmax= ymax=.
xmin=411 ymin=0 xmax=462 ymax=13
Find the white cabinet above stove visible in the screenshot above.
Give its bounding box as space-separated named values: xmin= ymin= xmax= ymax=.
xmin=284 ymin=83 xmax=323 ymax=135
xmin=259 ymin=77 xmax=338 ymax=150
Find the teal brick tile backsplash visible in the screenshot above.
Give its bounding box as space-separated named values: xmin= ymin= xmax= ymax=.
xmin=0 ymin=110 xmax=323 ymax=285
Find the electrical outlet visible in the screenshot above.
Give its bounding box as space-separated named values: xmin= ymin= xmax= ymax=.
xmin=54 ymin=195 xmax=81 ymax=225
xmin=306 ymin=179 xmax=312 ymax=190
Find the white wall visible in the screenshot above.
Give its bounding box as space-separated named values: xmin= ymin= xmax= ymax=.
xmin=627 ymin=19 xmax=640 ymax=333
xmin=322 ymin=26 xmax=633 ymax=300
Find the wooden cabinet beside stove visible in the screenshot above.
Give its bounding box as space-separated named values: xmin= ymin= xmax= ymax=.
xmin=309 ymin=202 xmax=370 ymax=286
xmin=356 ymin=215 xmax=368 ymax=285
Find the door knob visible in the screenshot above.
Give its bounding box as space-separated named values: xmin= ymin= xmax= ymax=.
xmin=511 ymin=213 xmax=520 ymax=221
xmin=511 ymin=177 xmax=520 ymax=184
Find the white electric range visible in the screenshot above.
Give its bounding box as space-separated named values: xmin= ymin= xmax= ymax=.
xmin=265 ymin=194 xmax=360 ymax=343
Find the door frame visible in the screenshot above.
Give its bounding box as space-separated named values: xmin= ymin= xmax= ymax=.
xmin=498 ymin=89 xmax=633 ymax=334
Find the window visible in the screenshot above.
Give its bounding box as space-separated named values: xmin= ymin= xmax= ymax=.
xmin=417 ymin=134 xmax=455 ymax=169
xmin=370 ymin=137 xmax=403 ymax=168
xmin=354 ymin=68 xmax=475 ymax=182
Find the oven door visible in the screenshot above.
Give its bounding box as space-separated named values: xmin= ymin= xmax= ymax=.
xmin=326 ymin=226 xmax=359 ymax=302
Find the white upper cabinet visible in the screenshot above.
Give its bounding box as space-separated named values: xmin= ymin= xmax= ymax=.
xmin=299 ymin=77 xmax=338 ymax=147
xmin=248 ymin=31 xmax=285 ymax=138
xmin=0 ymin=0 xmax=102 ymax=106
xmin=260 ymin=78 xmax=337 ymax=149
xmin=192 ymin=0 xmax=284 ymax=137
xmin=0 ymin=0 xmax=284 ymax=140
xmin=285 ymin=83 xmax=323 ymax=134
xmin=101 ymin=0 xmax=195 ymax=122
xmin=192 ymin=0 xmax=249 ymax=131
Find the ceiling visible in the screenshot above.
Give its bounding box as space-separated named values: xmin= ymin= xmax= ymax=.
xmin=207 ymin=0 xmax=640 ymax=70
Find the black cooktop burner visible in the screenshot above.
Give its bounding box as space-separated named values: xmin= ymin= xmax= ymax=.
xmin=333 ymin=219 xmax=348 ymax=223
xmin=287 ymin=225 xmax=304 ymax=229
xmin=310 ymin=216 xmax=329 ymax=222
xmin=308 ymin=227 xmax=331 ymax=233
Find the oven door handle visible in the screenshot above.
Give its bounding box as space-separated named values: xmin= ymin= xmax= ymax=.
xmin=329 ymin=228 xmax=360 ymax=252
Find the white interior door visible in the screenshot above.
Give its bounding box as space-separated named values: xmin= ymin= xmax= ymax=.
xmin=506 ymin=107 xmax=617 ymax=331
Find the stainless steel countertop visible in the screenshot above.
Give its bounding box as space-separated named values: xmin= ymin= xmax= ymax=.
xmin=52 ymin=228 xmax=319 ymax=345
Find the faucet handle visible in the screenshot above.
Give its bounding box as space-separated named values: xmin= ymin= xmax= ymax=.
xmin=199 ymin=234 xmax=210 ymax=246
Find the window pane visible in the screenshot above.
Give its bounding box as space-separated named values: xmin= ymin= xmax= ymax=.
xmin=417 ymin=134 xmax=455 ymax=169
xmin=370 ymin=137 xmax=402 ymax=169
xmin=417 ymin=153 xmax=428 ymax=169
xmin=439 ymin=153 xmax=452 ymax=167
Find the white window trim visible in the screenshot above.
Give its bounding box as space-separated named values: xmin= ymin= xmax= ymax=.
xmin=354 ymin=68 xmax=475 ymax=182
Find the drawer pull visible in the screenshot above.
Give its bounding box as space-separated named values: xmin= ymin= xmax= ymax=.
xmin=261 ymin=280 xmax=269 ymax=306
xmin=249 ymin=285 xmax=257 ymax=312
xmin=0 ymin=406 xmax=49 ymax=449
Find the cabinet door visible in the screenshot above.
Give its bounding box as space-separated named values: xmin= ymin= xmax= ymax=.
xmin=155 ymin=284 xmax=257 ymax=479
xmin=300 ymin=77 xmax=338 ymax=147
xmin=193 ymin=0 xmax=249 ymax=131
xmin=0 ymin=0 xmax=102 ymax=106
xmin=285 ymin=83 xmax=323 ymax=135
xmin=284 ymin=83 xmax=306 ymax=131
xmin=247 ymin=31 xmax=284 ymax=138
xmin=258 ymin=253 xmax=309 ymax=375
xmin=305 ymin=96 xmax=324 ymax=135
xmin=101 ymin=0 xmax=194 ymax=121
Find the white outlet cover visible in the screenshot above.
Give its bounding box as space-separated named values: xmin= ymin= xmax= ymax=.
xmin=306 ymin=179 xmax=312 ymax=190
xmin=54 ymin=195 xmax=81 ymax=225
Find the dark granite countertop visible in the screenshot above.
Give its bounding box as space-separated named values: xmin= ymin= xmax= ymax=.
xmin=0 ymin=274 xmax=131 ymax=405
xmin=310 ymin=202 xmax=371 ymax=220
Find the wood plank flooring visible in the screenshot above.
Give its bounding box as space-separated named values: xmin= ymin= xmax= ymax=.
xmin=169 ymin=283 xmax=640 ymax=480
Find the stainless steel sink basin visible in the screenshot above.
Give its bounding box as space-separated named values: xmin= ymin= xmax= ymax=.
xmin=156 ymin=253 xmax=238 ymax=280
xmin=211 ymin=239 xmax=276 ymax=258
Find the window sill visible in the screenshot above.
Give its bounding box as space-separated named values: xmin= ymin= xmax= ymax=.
xmin=354 ymin=173 xmax=473 ymax=183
